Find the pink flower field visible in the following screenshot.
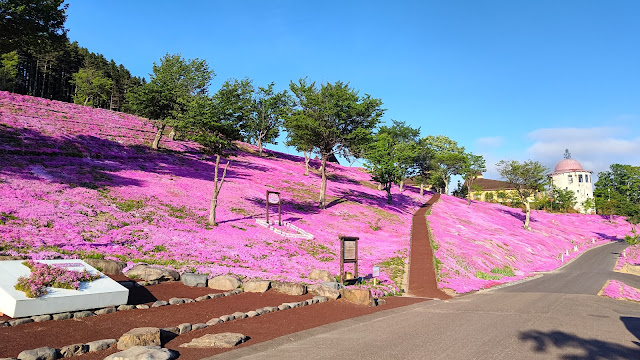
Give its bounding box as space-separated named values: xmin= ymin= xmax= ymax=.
xmin=616 ymin=244 xmax=640 ymax=271
xmin=0 ymin=91 xmax=424 ymax=295
xmin=600 ymin=280 xmax=640 ymax=302
xmin=0 ymin=91 xmax=633 ymax=297
xmin=429 ymin=195 xmax=632 ymax=293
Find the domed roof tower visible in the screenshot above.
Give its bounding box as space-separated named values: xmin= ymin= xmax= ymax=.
xmin=548 ymin=150 xmax=594 ymax=213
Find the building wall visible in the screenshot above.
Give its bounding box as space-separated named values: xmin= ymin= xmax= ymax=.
xmin=550 ymin=171 xmax=594 ymax=213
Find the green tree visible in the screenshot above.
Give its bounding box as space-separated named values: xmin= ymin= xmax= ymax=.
xmin=0 ymin=0 xmax=68 ymax=54
xmin=581 ymin=197 xmax=595 ymax=213
xmin=422 ymin=135 xmax=467 ymax=195
xmin=244 ymin=82 xmax=292 ymax=156
xmin=285 ymin=78 xmax=384 ymax=208
xmin=551 ymin=186 xmax=577 ymax=212
xmin=364 ymin=121 xmax=419 ymax=204
xmin=0 ymin=51 xmax=18 ymax=90
xmin=181 ymin=78 xmax=252 ymax=226
xmin=594 ymin=164 xmax=640 ymax=218
xmin=70 ymin=67 xmax=113 ymax=106
xmin=128 ymin=53 xmax=213 ymax=150
xmin=496 ymin=160 xmax=548 ymax=230
xmin=461 ymin=153 xmax=486 ymax=205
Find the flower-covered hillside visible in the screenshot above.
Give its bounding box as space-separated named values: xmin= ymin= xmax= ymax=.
xmin=429 ymin=195 xmax=632 ymax=293
xmin=0 ymin=91 xmax=424 ymax=294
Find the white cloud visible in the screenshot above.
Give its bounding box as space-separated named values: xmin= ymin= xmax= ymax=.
xmin=526 ymin=126 xmax=640 ymax=178
xmin=475 ymin=136 xmax=504 ymax=148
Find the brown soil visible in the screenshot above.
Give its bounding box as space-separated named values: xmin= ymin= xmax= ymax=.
xmin=407 ymin=194 xmax=451 ymax=299
xmin=1 ymin=279 xmax=425 ymax=359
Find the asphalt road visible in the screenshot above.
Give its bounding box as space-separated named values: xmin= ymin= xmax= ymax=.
xmin=210 ymin=241 xmax=640 ymax=360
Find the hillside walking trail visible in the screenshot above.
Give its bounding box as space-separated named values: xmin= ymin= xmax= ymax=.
xmin=211 ymin=241 xmax=640 ymax=360
xmin=407 ymin=193 xmax=450 ymax=299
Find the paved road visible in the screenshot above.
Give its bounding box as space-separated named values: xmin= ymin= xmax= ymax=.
xmin=210 ymin=241 xmax=640 ymax=360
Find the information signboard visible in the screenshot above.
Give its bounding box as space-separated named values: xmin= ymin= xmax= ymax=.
xmin=339 ymin=236 xmax=359 ymax=284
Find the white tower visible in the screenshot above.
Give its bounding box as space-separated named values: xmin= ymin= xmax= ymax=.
xmin=549 ymin=157 xmax=594 ymax=213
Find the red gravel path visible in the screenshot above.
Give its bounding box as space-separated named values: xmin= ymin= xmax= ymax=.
xmin=407 ymin=194 xmax=450 ymax=299
xmin=0 ymin=280 xmax=425 ymax=359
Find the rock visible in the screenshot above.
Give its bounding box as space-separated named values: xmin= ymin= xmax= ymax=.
xmin=209 ymin=293 xmax=224 ymax=299
xmin=0 ymin=321 xmax=8 ymax=327
xmin=206 ymin=317 xmax=222 ymax=326
xmin=243 ymin=280 xmax=271 ymax=293
xmin=31 ymin=314 xmax=51 ymax=322
xmin=73 ymin=311 xmax=94 ymax=318
xmin=117 ymin=305 xmax=135 ymax=311
xmin=308 ymin=284 xmax=341 ymax=300
xmin=9 ymin=318 xmax=33 ymax=326
xmin=219 ymin=315 xmax=232 ymax=322
xmin=52 ymin=312 xmax=72 ymax=321
xmin=179 ymin=333 xmax=248 ymax=348
xmin=181 ymin=273 xmax=208 ymax=287
xmin=232 ymin=311 xmax=247 ymax=320
xmin=95 ymin=307 xmax=116 ymax=315
xmin=177 ymin=323 xmax=192 ymax=334
xmin=376 ymin=298 xmax=387 ymax=306
xmin=192 ymin=323 xmax=208 ymax=331
xmin=17 ymin=347 xmax=56 ymax=360
xmin=117 ymin=327 xmax=161 ymax=350
xmin=309 ymin=269 xmax=334 ymax=282
xmin=284 ymin=302 xmax=301 ymax=308
xmin=321 ymin=281 xmax=346 ymax=290
xmin=340 ymin=288 xmax=375 ymax=307
xmin=222 ymin=291 xmax=233 ymax=297
xmin=207 ymin=275 xmax=241 ymax=290
xmin=263 ymin=306 xmax=278 ymax=313
xmin=162 ymin=327 xmax=179 ymax=335
xmin=313 ymin=296 xmax=329 ymax=303
xmin=305 ymin=299 xmax=313 ymax=306
xmin=195 ymin=295 xmax=210 ymax=301
xmin=104 ymin=346 xmax=176 ymax=360
xmin=125 ymin=264 xmax=180 ymax=282
xmin=59 ymin=344 xmax=88 ymax=358
xmin=151 ymin=301 xmax=168 ymax=308
xmin=136 ymin=304 xmax=150 ymax=309
xmin=84 ymin=258 xmax=125 ymax=275
xmin=183 ymin=298 xmax=195 ymax=303
xmin=246 ymin=311 xmax=259 ymax=318
xmin=271 ymin=281 xmax=307 ymax=296
xmin=86 ymin=339 xmax=116 ymax=352
xmin=233 ymin=288 xmax=244 ymax=294
xmin=168 ymin=297 xmax=184 ymax=305
xmin=277 ymin=304 xmax=290 ymax=311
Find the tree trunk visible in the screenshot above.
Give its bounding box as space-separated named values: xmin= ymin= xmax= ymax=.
xmin=83 ymin=97 xmax=89 ymax=106
xmin=524 ymin=201 xmax=531 ymax=230
xmin=386 ymin=186 xmax=392 ymax=204
xmin=257 ymin=137 xmax=263 ymax=157
xmin=304 ymin=151 xmax=310 ymax=176
xmin=152 ymin=124 xmax=165 ymax=150
xmin=420 ymin=183 xmax=424 ymax=196
xmin=443 ymin=175 xmax=449 ymax=195
xmin=208 ymin=154 xmax=230 ymax=226
xmin=168 ymin=128 xmax=176 ymax=141
xmin=319 ymin=156 xmax=328 ymax=208
xmin=399 ymin=180 xmax=404 ymax=192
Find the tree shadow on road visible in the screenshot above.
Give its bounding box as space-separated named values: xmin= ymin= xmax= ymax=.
xmin=519 ymin=329 xmax=640 ymax=359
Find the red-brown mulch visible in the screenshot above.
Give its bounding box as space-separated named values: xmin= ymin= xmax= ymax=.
xmin=1 ymin=279 xmax=426 ymax=359
xmin=407 ymin=194 xmax=451 ymax=299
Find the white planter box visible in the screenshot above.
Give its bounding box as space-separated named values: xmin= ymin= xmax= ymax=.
xmin=0 ymin=260 xmax=129 ymax=318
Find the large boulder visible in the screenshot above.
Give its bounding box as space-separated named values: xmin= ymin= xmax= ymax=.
xmin=84 ymin=258 xmax=126 ymax=275
xmin=105 ymin=346 xmax=176 ymax=360
xmin=208 ymin=275 xmax=241 ymax=290
xmin=308 ymin=269 xmax=334 ymax=282
xmin=179 ymin=333 xmax=248 ymax=348
xmin=271 ymin=281 xmax=306 ymax=296
xmin=17 ymin=347 xmax=56 ymax=360
xmin=307 ymin=284 xmax=340 ymax=300
xmin=117 ymin=327 xmax=161 ymax=350
xmin=340 ymin=288 xmax=375 ymax=307
xmin=243 ymin=280 xmax=270 ymax=293
xmin=125 ymin=265 xmax=179 ymax=282
xmin=181 ymin=273 xmax=208 ymax=287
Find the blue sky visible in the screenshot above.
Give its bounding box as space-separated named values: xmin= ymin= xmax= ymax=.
xmin=65 ymin=1 xmax=639 ymax=180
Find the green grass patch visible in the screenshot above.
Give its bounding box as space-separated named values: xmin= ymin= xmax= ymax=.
xmin=0 ymin=212 xmax=18 ymax=225
xmin=115 ymin=199 xmax=144 ymax=212
xmin=230 ymin=207 xmax=250 ymax=216
xmin=475 ymin=270 xmax=502 ymax=280
xmin=490 ymin=265 xmax=515 ymax=277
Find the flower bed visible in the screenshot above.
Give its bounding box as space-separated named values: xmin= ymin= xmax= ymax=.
xmin=600 ymin=280 xmax=640 ymax=302
xmin=14 ymin=260 xmax=100 ymax=298
xmin=615 ymin=244 xmax=640 ymax=271
xmin=429 ymin=195 xmax=632 ymax=293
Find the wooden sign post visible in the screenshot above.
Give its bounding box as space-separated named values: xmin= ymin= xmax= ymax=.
xmin=266 ymin=190 xmax=282 ymax=226
xmin=339 ymin=236 xmax=359 ymax=284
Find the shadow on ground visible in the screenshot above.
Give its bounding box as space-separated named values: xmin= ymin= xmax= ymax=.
xmin=519 ymin=327 xmax=640 ymax=359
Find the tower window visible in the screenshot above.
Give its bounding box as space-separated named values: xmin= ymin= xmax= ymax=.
xmin=585 ymin=175 xmax=589 ymax=183
xmin=568 ymin=175 xmax=573 ymax=184
xmin=578 ymin=175 xmax=583 ymax=182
